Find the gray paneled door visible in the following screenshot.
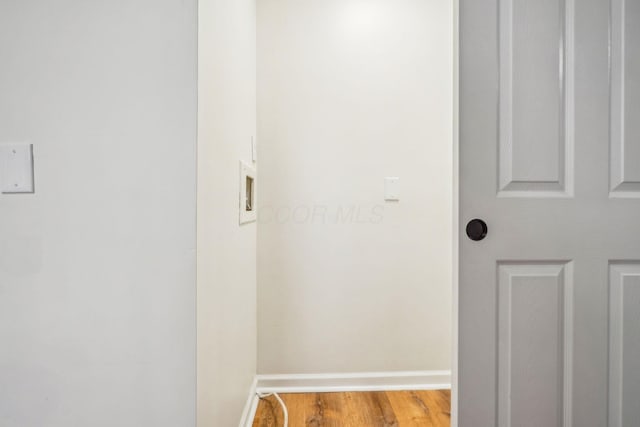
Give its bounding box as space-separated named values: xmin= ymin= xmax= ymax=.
xmin=459 ymin=0 xmax=640 ymax=426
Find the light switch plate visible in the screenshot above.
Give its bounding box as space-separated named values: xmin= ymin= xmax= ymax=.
xmin=384 ymin=177 xmax=400 ymax=201
xmin=1 ymin=144 xmax=34 ymax=194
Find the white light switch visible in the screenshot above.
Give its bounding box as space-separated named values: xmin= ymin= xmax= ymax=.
xmin=1 ymin=144 xmax=34 ymax=194
xmin=384 ymin=177 xmax=399 ymax=201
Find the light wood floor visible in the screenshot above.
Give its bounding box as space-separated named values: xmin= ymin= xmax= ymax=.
xmin=252 ymin=390 xmax=451 ymax=427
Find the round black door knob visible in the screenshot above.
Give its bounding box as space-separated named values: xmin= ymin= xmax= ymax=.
xmin=466 ymin=219 xmax=488 ymax=241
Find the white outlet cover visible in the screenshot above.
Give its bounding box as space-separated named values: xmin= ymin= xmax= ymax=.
xmin=1 ymin=144 xmax=34 ymax=194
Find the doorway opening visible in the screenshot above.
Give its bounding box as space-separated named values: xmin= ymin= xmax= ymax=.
xmin=253 ymin=0 xmax=459 ymax=425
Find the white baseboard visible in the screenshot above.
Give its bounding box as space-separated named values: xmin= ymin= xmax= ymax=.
xmin=255 ymin=370 xmax=451 ymax=394
xmin=238 ymin=377 xmax=259 ymax=427
xmin=241 ymin=370 xmax=451 ymax=426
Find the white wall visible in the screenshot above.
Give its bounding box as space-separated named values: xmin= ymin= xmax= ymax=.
xmin=197 ymin=0 xmax=257 ymax=425
xmin=257 ymin=0 xmax=453 ymax=374
xmin=0 ymin=1 xmax=197 ymax=427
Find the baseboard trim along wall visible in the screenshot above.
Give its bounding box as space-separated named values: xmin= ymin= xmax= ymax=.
xmin=255 ymin=370 xmax=451 ymax=394
xmin=238 ymin=377 xmax=259 ymax=427
xmin=240 ymin=371 xmax=451 ymax=426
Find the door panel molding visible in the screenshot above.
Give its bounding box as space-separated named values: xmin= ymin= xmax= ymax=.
xmin=498 ymin=0 xmax=575 ymax=198
xmin=497 ymin=261 xmax=573 ymax=427
xmin=608 ymin=262 xmax=640 ymax=427
xmin=610 ymin=0 xmax=640 ymax=197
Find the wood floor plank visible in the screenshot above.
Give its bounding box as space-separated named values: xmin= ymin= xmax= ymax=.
xmin=307 ymin=392 xmax=342 ymax=427
xmin=297 ymin=392 xmax=320 ymax=427
xmin=386 ymin=390 xmax=436 ymax=426
xmin=252 ymin=390 xmax=450 ymax=427
xmin=342 ymin=391 xmax=398 ymax=426
xmin=253 ymin=395 xmax=280 ymax=427
xmin=426 ymin=390 xmax=451 ymax=426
